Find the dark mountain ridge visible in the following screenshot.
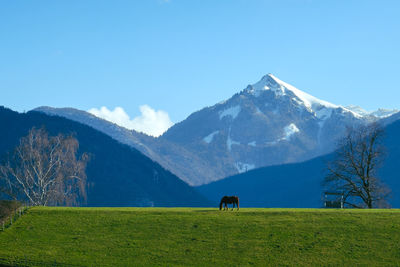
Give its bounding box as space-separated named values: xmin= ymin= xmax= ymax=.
xmin=197 ymin=119 xmax=400 ymax=208
xmin=0 ymin=107 xmax=210 ymax=207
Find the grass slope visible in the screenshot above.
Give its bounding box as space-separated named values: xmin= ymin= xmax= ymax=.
xmin=0 ymin=207 xmax=400 ymax=266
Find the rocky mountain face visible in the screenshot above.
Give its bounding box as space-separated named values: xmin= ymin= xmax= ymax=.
xmin=159 ymin=74 xmax=396 ymax=184
xmin=35 ymin=74 xmax=399 ymax=186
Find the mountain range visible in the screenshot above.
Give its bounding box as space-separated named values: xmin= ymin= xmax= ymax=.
xmin=35 ymin=74 xmax=399 ymax=186
xmin=197 ymin=118 xmax=400 ymax=208
xmin=0 ymin=107 xmax=210 ymax=207
xmin=3 ymin=73 xmax=399 ymax=207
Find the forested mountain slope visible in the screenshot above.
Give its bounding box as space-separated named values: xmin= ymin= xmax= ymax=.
xmin=0 ymin=107 xmax=210 ymax=207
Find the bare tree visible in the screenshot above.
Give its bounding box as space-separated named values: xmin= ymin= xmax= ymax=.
xmin=324 ymin=123 xmax=390 ymax=208
xmin=0 ymin=128 xmax=89 ymax=206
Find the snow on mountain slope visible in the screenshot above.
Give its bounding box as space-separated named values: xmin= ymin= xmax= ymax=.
xmin=345 ymin=105 xmax=399 ymax=118
xmin=219 ymin=106 xmax=241 ymax=120
xmin=203 ymin=131 xmax=219 ymax=144
xmin=282 ymin=123 xmax=300 ymax=140
xmin=371 ymin=109 xmax=399 ymax=118
xmin=252 ymin=74 xmax=338 ymax=110
xmin=160 ymin=73 xmax=395 ymax=185
xmin=33 ymin=74 xmax=400 ymax=186
xmin=250 ymin=74 xmax=363 ymax=120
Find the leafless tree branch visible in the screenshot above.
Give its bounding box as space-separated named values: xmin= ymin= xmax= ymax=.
xmin=0 ymin=127 xmax=89 ymax=206
xmin=324 ymin=123 xmax=390 ymax=208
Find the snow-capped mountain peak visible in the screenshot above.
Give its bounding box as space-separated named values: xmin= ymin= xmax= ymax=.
xmin=250 ymin=74 xmax=398 ymax=121
xmin=250 ymin=74 xmax=338 ymax=110
xmin=34 ymin=74 xmax=400 ymax=186
xmin=248 ymin=73 xmax=363 ymax=120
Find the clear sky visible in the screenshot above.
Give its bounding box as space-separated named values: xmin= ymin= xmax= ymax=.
xmin=1 ymin=0 xmax=399 ymax=135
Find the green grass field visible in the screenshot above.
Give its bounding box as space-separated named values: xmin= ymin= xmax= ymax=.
xmin=0 ymin=207 xmax=399 ymax=266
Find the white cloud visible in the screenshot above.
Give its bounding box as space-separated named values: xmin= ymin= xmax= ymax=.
xmin=88 ymin=105 xmax=174 ymax=137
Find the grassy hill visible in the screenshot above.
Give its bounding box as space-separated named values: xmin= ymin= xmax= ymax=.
xmin=0 ymin=207 xmax=399 ymax=266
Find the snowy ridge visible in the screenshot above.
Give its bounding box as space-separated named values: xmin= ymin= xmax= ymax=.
xmin=267 ymin=74 xmax=338 ymax=110
xmin=250 ymin=74 xmax=363 ymax=119
xmin=345 ymin=105 xmax=370 ymax=116
xmin=345 ymin=105 xmax=399 ymax=119
xmin=371 ymin=109 xmax=399 ymax=118
xmin=251 ymin=74 xmax=338 ymax=110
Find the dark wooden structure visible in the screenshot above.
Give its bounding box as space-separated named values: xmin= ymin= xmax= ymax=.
xmin=324 ymin=191 xmax=344 ymax=208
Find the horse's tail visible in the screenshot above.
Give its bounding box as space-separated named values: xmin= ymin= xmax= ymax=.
xmin=236 ymin=196 xmax=239 ymax=210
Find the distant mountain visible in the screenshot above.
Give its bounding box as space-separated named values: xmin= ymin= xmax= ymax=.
xmin=34 ymin=74 xmax=399 ymax=186
xmin=0 ymin=107 xmax=210 ymax=207
xmin=33 ymin=106 xmax=211 ymax=188
xmin=34 ymin=106 xmax=158 ymax=157
xmin=160 ymin=74 xmax=397 ymax=185
xmin=196 ymin=119 xmax=400 ymax=208
xmin=345 ymin=105 xmax=398 ymax=119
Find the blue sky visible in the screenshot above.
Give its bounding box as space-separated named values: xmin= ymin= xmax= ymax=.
xmin=1 ymin=0 xmax=399 ymax=135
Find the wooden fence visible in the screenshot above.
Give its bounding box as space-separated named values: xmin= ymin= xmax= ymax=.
xmin=0 ymin=204 xmax=29 ymax=232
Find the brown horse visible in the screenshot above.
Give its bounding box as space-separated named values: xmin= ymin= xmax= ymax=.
xmin=219 ymin=196 xmax=239 ymax=211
